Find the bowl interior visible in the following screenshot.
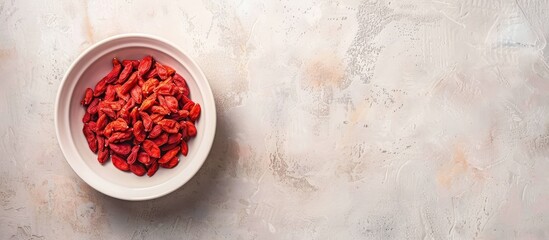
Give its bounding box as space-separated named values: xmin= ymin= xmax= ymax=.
xmin=57 ymin=35 xmax=214 ymax=200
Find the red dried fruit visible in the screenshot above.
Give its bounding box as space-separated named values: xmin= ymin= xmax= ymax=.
xmin=148 ymin=125 xmax=163 ymax=139
xmin=83 ymin=123 xmax=98 ymax=153
xmin=186 ymin=121 xmax=197 ymax=137
xmin=87 ymin=98 xmax=100 ymax=114
xmin=96 ymin=114 xmax=108 ymax=131
xmin=99 ymin=100 xmax=123 ymax=111
xmin=151 ymin=105 xmax=170 ymax=115
xmin=139 ymin=112 xmax=153 ymax=132
xmin=82 ymin=111 xmax=91 ymax=123
xmin=107 ymin=130 xmax=133 ymax=143
xmin=168 ymin=133 xmax=182 ymax=145
xmin=164 ymin=64 xmax=175 ymax=76
xmin=147 ymin=162 xmax=159 ymax=176
xmin=119 ymin=72 xmax=138 ymax=95
xmin=130 ymin=107 xmax=139 ymax=125
xmin=105 ymin=58 xmax=122 ymax=83
xmin=180 ymin=140 xmax=188 ymax=156
xmin=104 ymin=84 xmax=117 ymax=101
xmin=160 ymin=157 xmax=179 ymax=168
xmin=160 ymin=142 xmax=179 ymax=152
xmin=158 ymin=119 xmax=179 ymax=134
xmin=130 ymin=163 xmax=146 ymax=176
xmin=117 ymin=61 xmax=133 ymax=84
xmin=101 ymin=107 xmax=116 ymax=119
xmin=137 ymin=151 xmax=151 ymax=165
xmin=109 ymin=142 xmax=131 ymax=156
xmin=97 ymin=136 xmax=108 ymax=163
xmin=155 ymin=62 xmax=169 ymax=80
xmin=81 ymin=88 xmax=94 ymax=105
xmin=142 ymin=78 xmax=159 ymax=96
xmin=156 ymin=82 xmax=174 ymax=95
xmin=112 ymin=154 xmax=130 ymax=171
xmin=158 ymin=147 xmax=180 ymax=164
xmin=127 ymin=145 xmax=140 ymax=165
xmin=142 ymin=140 xmax=161 ymax=158
xmin=104 ymin=118 xmax=129 ymax=137
xmin=140 ymin=92 xmax=157 ymax=111
xmin=189 ymin=103 xmax=201 ymax=122
xmin=133 ymin=120 xmax=146 ymax=142
xmin=151 ymin=132 xmax=169 ymax=146
xmin=130 ymin=85 xmax=143 ymax=104
xmin=182 ymin=101 xmax=194 ymax=112
xmin=164 ymin=96 xmax=179 ymax=113
xmin=150 ymin=113 xmax=164 ymax=124
xmin=173 ymin=73 xmax=188 ymax=89
xmin=138 ymin=55 xmax=153 ymax=77
xmin=144 ymin=68 xmax=158 ymax=79
xmin=171 ymin=110 xmax=189 ymax=121
xmin=88 ymin=121 xmax=97 ymax=133
xmin=93 ymin=77 xmax=108 ymax=96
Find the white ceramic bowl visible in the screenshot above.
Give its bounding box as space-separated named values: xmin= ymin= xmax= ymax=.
xmin=55 ymin=34 xmax=216 ymax=200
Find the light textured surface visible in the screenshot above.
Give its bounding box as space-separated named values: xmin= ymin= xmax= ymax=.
xmin=1 ymin=0 xmax=549 ymax=239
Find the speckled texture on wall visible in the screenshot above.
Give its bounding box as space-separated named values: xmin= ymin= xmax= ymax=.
xmin=1 ymin=0 xmax=549 ymax=239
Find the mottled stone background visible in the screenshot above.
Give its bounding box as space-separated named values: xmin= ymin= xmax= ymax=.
xmin=1 ymin=0 xmax=549 ymax=239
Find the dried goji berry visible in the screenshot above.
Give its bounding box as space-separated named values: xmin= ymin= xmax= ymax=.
xmin=158 ymin=147 xmax=180 ymax=164
xmin=145 ymin=68 xmax=158 ymax=79
xmin=186 ymin=121 xmax=197 ymax=137
xmin=148 ymin=124 xmax=163 ymax=139
xmin=155 ymin=62 xmax=169 ymax=80
xmin=182 ymin=101 xmax=194 ymax=112
xmin=83 ymin=123 xmax=98 ymax=153
xmin=96 ymin=114 xmax=108 ymax=131
xmin=150 ymin=113 xmax=164 ymax=124
xmin=82 ymin=111 xmax=91 ymax=123
xmin=167 ymin=133 xmax=182 ymax=145
xmin=140 ymin=92 xmax=157 ymax=111
xmin=151 ymin=105 xmax=170 ymax=115
xmin=180 ymin=140 xmax=188 ymax=156
xmin=109 ymin=142 xmax=131 ymax=156
xmin=164 ymin=96 xmax=179 ymax=113
xmin=104 ymin=118 xmax=129 ymax=137
xmin=133 ymin=120 xmax=146 ymax=142
xmin=147 ymin=161 xmax=159 ymax=177
xmin=189 ymin=103 xmax=201 ymax=122
xmin=130 ymin=162 xmax=146 ymax=176
xmin=137 ymin=151 xmax=151 ymax=165
xmin=139 ymin=112 xmax=153 ymax=132
xmin=119 ymin=72 xmax=138 ymax=95
xmin=130 ymin=85 xmax=143 ymax=104
xmin=104 ymin=84 xmax=117 ymax=101
xmin=173 ymin=73 xmax=188 ymax=89
xmin=138 ymin=55 xmax=153 ymax=78
xmin=93 ymin=77 xmax=108 ymax=97
xmin=116 ymin=61 xmax=133 ymax=84
xmin=87 ymin=98 xmax=100 ymax=114
xmin=130 ymin=107 xmax=139 ymax=125
xmin=105 ymin=58 xmax=122 ymax=83
xmin=158 ymin=119 xmax=179 ymax=134
xmin=151 ymin=132 xmax=169 ymax=146
xmin=160 ymin=142 xmax=179 ymax=152
xmin=164 ymin=64 xmax=175 ymax=76
xmin=112 ymin=154 xmax=130 ymax=171
xmin=107 ymin=130 xmax=133 ymax=143
xmin=81 ymin=88 xmax=94 ymax=105
xmin=171 ymin=110 xmax=189 ymax=121
xmin=160 ymin=157 xmax=179 ymax=168
xmin=142 ymin=78 xmax=159 ymax=96
xmin=127 ymin=145 xmax=140 ymax=165
xmin=142 ymin=140 xmax=161 ymax=158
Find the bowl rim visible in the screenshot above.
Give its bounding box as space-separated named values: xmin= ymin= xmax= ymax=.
xmin=54 ymin=33 xmax=216 ymax=201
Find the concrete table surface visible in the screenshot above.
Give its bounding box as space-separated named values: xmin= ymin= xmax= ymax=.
xmin=1 ymin=0 xmax=549 ymax=239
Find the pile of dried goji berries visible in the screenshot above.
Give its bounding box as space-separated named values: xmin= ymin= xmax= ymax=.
xmin=81 ymin=56 xmax=201 ymax=177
